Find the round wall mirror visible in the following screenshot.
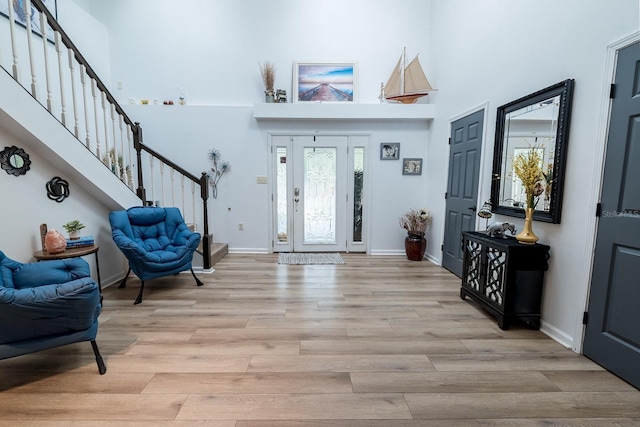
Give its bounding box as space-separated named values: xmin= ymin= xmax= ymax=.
xmin=1 ymin=146 xmax=31 ymax=176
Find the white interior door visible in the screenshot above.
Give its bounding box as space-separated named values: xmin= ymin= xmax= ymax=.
xmin=271 ymin=134 xmax=366 ymax=253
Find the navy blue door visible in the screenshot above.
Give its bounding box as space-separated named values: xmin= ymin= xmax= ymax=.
xmin=442 ymin=110 xmax=483 ymax=277
xmin=583 ymin=41 xmax=640 ymax=389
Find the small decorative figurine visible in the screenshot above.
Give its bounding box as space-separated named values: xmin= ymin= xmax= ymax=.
xmin=485 ymin=221 xmax=516 ymax=238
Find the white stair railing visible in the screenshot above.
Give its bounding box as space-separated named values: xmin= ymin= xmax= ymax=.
xmin=1 ymin=0 xmax=212 ymax=268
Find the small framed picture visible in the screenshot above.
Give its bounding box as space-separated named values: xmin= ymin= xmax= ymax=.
xmin=380 ymin=143 xmax=400 ymax=160
xmin=292 ymin=62 xmax=357 ymax=103
xmin=402 ymin=158 xmax=423 ymax=175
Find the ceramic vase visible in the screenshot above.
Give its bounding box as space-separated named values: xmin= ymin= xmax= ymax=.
xmin=516 ymin=208 xmax=539 ymax=245
xmin=405 ymin=233 xmax=427 ymax=261
xmin=265 ymin=90 xmax=275 ymax=103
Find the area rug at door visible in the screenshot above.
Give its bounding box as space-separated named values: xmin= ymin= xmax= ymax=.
xmin=278 ymin=253 xmax=345 ymax=265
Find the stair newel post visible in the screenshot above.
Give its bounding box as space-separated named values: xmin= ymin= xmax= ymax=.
xmin=200 ymin=172 xmax=211 ymax=270
xmin=133 ymin=122 xmax=146 ymax=203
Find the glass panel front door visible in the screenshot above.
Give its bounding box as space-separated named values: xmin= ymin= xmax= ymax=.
xmin=302 ymin=146 xmax=337 ymax=244
xmin=293 ymin=136 xmax=347 ymax=252
xmin=271 ymin=134 xmax=366 ymax=253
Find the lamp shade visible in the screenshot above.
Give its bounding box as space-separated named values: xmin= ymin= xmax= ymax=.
xmin=478 ymin=200 xmax=493 ymax=219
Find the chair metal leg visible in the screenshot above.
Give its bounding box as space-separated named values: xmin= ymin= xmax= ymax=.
xmin=191 ymin=268 xmax=204 ymax=286
xmin=118 ymin=268 xmax=131 ymax=288
xmin=134 ymin=281 xmax=145 ymax=305
xmin=90 ymin=340 xmax=107 ymax=375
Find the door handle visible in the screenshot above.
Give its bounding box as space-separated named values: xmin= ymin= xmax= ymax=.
xmin=468 ymin=206 xmax=477 ymax=212
xmin=294 ymin=187 xmax=300 ymax=211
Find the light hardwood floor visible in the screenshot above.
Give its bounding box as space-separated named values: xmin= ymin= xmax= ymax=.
xmin=1 ymin=253 xmax=639 ymax=426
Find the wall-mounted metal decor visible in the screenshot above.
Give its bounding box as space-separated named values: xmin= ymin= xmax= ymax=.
xmin=1 ymin=145 xmax=32 ymax=176
xmin=490 ymin=79 xmax=574 ymax=223
xmin=46 ymin=176 xmax=70 ymax=202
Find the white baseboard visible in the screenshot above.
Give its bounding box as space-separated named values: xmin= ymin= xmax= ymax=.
xmin=186 ymin=267 xmax=215 ymax=274
xmin=540 ymin=320 xmax=574 ymax=350
xmin=369 ymin=250 xmax=405 ymax=256
xmin=228 ymin=248 xmax=270 ymax=254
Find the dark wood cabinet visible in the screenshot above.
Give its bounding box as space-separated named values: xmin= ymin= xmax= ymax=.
xmin=460 ymin=231 xmax=550 ymax=330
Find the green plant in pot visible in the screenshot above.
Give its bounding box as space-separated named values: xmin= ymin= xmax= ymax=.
xmin=62 ymin=220 xmax=85 ymax=240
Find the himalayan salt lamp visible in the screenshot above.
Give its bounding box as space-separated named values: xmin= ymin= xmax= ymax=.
xmin=45 ymin=229 xmax=67 ymax=254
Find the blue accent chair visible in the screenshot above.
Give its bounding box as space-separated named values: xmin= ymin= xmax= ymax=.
xmin=0 ymin=251 xmax=106 ymax=374
xmin=109 ymin=206 xmax=203 ymax=305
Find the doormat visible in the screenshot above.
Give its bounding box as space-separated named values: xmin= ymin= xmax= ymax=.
xmin=278 ymin=253 xmax=345 ymax=265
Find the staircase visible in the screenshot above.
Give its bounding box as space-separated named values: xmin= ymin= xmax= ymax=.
xmin=0 ymin=0 xmax=225 ymax=268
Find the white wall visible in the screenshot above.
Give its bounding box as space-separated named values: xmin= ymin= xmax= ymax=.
xmin=81 ymin=0 xmax=434 ymax=106
xmin=83 ymin=0 xmax=437 ymax=255
xmin=57 ymin=0 xmax=111 ymax=84
xmin=428 ymin=0 xmax=640 ymax=349
xmin=0 ymin=124 xmax=126 ymax=286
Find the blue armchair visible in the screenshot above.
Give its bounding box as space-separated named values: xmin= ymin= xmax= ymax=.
xmin=109 ymin=206 xmax=203 ymax=305
xmin=0 ymin=251 xmax=106 ymax=374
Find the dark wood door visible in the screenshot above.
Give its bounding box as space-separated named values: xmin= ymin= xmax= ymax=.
xmin=442 ymin=109 xmax=484 ymax=277
xmin=583 ymin=41 xmax=640 ymax=389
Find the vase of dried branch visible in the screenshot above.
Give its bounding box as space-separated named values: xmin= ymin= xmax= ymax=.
xmin=405 ymin=233 xmax=427 ymax=261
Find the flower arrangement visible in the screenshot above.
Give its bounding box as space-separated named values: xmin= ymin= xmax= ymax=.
xmin=512 ymin=146 xmax=547 ymax=209
xmin=259 ymin=61 xmax=276 ymax=96
xmin=399 ymin=208 xmax=432 ymax=236
xmin=208 ymin=148 xmax=231 ymax=199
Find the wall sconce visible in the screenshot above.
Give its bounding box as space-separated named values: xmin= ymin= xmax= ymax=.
xmin=478 ymin=199 xmax=493 ymax=229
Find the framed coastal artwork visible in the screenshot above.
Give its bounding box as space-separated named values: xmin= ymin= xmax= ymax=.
xmin=292 ymin=62 xmax=357 ymax=103
xmin=1 ymin=0 xmax=58 ymax=43
xmin=380 ymin=143 xmax=400 ymax=160
xmin=402 ymin=158 xmax=423 ymax=175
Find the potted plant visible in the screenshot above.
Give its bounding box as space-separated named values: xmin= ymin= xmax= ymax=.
xmin=399 ymin=208 xmax=432 ymax=261
xmin=62 ymin=220 xmax=86 ymax=240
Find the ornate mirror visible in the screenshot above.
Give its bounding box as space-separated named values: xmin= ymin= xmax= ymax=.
xmin=491 ymin=79 xmax=574 ymax=223
xmin=1 ymin=145 xmax=32 ymax=176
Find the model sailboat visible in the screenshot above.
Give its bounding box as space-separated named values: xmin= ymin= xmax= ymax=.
xmin=382 ymin=48 xmax=436 ymax=104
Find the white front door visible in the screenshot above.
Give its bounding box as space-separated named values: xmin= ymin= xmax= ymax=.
xmin=271 ymin=134 xmax=367 ymax=253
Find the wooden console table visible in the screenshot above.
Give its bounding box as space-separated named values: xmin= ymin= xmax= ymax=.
xmin=33 ymin=245 xmax=102 ymax=294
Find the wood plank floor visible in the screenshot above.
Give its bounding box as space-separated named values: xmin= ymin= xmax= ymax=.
xmin=1 ymin=253 xmax=639 ymax=426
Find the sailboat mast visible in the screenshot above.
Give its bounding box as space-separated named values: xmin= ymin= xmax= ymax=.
xmin=400 ymin=47 xmax=406 ymax=96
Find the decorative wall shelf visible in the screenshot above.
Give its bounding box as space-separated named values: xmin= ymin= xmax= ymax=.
xmin=253 ymin=103 xmax=435 ymax=121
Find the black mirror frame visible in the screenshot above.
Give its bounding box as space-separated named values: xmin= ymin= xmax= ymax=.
xmin=0 ymin=145 xmax=32 ymax=176
xmin=490 ymin=79 xmax=575 ymax=224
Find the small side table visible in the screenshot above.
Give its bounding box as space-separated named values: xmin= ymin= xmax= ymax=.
xmin=33 ymin=245 xmax=102 ymax=295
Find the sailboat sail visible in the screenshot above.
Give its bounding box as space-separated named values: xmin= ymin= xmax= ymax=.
xmin=384 ymin=56 xmax=403 ymax=99
xmin=384 ymin=50 xmax=435 ymax=104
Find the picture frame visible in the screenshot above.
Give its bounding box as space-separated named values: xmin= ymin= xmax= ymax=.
xmin=402 ymin=158 xmax=423 ymax=175
xmin=380 ymin=143 xmax=400 ymax=160
xmin=292 ymin=62 xmax=357 ymax=103
xmin=0 ymin=0 xmax=58 ymax=43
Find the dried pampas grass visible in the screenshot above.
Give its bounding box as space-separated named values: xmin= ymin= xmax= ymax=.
xmin=259 ymin=61 xmax=275 ymax=92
